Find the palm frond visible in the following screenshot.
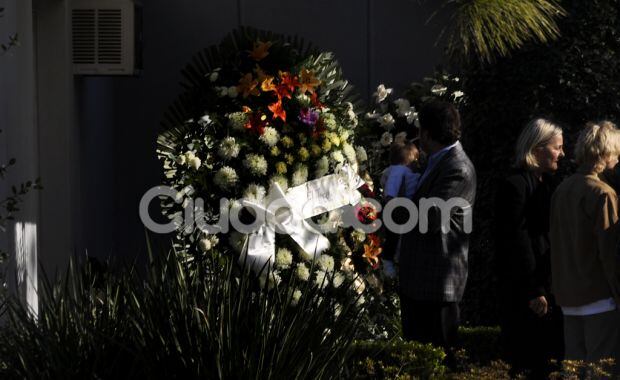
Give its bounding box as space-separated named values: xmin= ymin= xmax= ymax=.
xmin=437 ymin=0 xmax=567 ymax=63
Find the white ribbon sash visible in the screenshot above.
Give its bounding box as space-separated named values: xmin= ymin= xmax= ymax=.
xmin=240 ymin=165 xmax=364 ymax=271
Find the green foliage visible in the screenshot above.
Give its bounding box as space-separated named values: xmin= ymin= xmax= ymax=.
xmin=458 ymin=326 xmax=501 ymax=365
xmin=459 ymin=0 xmax=620 ymax=326
xmin=0 ymin=242 xmax=362 ymax=379
xmin=346 ymin=340 xmax=447 ymax=379
xmin=435 ymin=0 xmax=566 ymax=63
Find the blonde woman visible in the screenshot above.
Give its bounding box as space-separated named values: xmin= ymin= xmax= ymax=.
xmin=495 ymin=118 xmax=565 ymax=378
xmin=550 ymin=121 xmax=620 ymax=372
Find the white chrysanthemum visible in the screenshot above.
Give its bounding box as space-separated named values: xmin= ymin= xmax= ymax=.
xmin=227 ymin=112 xmax=249 ymax=130
xmin=291 ymin=289 xmax=302 ymax=306
xmin=355 ymin=146 xmax=368 ymax=162
xmin=214 ymin=166 xmax=239 ymax=189
xmin=275 ymin=248 xmax=293 ymax=269
xmin=333 ymin=272 xmax=345 ymax=288
xmin=380 ymin=132 xmax=393 ymax=147
xmin=243 ymin=183 xmax=266 ymax=203
xmin=394 ymin=131 xmax=408 ymax=144
xmin=243 ymin=154 xmax=268 ymax=176
xmin=315 ymin=156 xmax=330 ymax=178
xmin=259 ymin=126 xmax=279 ymax=147
xmin=322 ymin=112 xmax=337 ymax=130
xmin=228 ymin=231 xmax=247 ymax=253
xmin=188 ymin=156 xmax=201 ymax=170
xmin=314 ymin=270 xmax=329 ymax=289
xmin=330 ymin=150 xmax=345 ymax=163
xmin=317 ymin=254 xmax=335 ymax=272
xmin=291 ymin=165 xmax=308 ymax=186
xmin=351 ymin=229 xmax=366 ymax=243
xmin=342 ymin=143 xmax=357 ymax=164
xmin=295 ymin=263 xmax=310 ymax=281
xmin=378 ymin=113 xmax=395 ymax=130
xmin=218 ymin=137 xmax=240 ymax=159
xmin=270 ymin=175 xmax=289 ymax=192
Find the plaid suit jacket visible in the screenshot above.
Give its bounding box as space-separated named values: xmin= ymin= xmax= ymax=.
xmin=399 ymin=142 xmax=477 ymax=302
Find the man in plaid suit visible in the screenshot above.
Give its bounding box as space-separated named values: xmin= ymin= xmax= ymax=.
xmin=399 ymin=101 xmax=476 ymax=363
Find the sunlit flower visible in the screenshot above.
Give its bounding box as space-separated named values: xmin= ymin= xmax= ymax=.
xmin=259 ymin=126 xmax=279 ymax=147
xmin=373 ymin=84 xmax=393 ymax=103
xmin=295 ymin=263 xmax=310 ymax=281
xmin=275 ymin=248 xmax=293 ymax=269
xmin=317 ymin=254 xmax=335 ymax=272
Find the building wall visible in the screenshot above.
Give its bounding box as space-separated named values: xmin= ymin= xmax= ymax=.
xmin=3 ymin=0 xmax=448 ymax=274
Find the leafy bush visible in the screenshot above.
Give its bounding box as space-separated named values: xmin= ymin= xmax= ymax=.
xmin=346 ymin=340 xmax=446 ymax=379
xmin=0 ymin=244 xmax=362 ymax=379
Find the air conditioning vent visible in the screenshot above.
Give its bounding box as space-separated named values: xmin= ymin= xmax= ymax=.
xmin=71 ymin=0 xmax=142 ymax=75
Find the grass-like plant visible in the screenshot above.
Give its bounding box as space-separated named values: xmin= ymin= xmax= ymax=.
xmin=0 ymin=240 xmax=362 ymax=379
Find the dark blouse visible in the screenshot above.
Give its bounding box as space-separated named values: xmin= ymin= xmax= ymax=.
xmin=494 ymin=169 xmax=557 ymax=301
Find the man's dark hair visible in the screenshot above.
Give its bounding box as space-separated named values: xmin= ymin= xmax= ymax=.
xmin=418 ymin=101 xmax=461 ymax=145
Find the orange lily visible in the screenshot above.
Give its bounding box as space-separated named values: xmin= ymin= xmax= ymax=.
xmin=268 ymin=99 xmax=287 ymax=122
xmin=279 ymin=71 xmax=299 ymax=96
xmin=237 ymin=73 xmax=260 ymax=98
xmin=260 ymin=76 xmax=277 ymax=93
xmin=248 ymin=40 xmax=272 ymax=61
xmin=363 ymin=239 xmax=382 ymax=268
xmin=299 ymin=68 xmax=321 ymax=94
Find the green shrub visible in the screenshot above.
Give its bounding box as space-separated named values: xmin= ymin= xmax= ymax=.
xmin=0 ymin=245 xmax=362 ymax=379
xmin=346 ymin=340 xmax=447 ymax=379
xmin=458 ymin=326 xmax=501 ymax=364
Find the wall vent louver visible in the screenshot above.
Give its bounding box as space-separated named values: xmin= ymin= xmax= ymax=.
xmin=71 ymin=0 xmax=142 ymax=75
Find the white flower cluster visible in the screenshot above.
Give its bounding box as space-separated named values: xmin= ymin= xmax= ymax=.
xmin=291 ymin=165 xmax=308 ymax=186
xmin=243 ymin=153 xmax=268 ymax=176
xmin=275 ymin=248 xmax=293 ymax=269
xmin=243 ymin=183 xmax=266 ymax=203
xmin=214 ymin=166 xmax=238 ymax=189
xmin=259 ymin=127 xmax=279 ymax=147
xmin=198 ymin=234 xmax=219 ymax=252
xmin=218 ymin=136 xmax=241 ymax=159
xmin=176 ymin=151 xmax=202 ymax=170
xmin=227 ymin=112 xmax=248 ymax=130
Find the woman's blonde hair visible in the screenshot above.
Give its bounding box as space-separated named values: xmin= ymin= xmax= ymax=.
xmin=514 ymin=118 xmax=563 ymax=169
xmin=574 ymin=120 xmax=620 ymax=173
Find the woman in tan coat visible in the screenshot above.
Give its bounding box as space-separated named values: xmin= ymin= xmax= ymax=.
xmin=550 ymin=121 xmax=620 ymax=372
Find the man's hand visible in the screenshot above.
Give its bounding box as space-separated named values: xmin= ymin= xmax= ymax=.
xmin=528 ymin=296 xmax=548 ymax=317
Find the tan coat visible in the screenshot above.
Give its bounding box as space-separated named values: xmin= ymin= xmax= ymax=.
xmin=550 ymin=169 xmax=620 ymax=307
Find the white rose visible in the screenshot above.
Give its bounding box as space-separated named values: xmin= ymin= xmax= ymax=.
xmin=175 ymin=154 xmax=186 ymax=165
xmin=188 ymin=156 xmax=201 ymax=170
xmin=380 ymin=132 xmax=393 ymax=147
xmin=373 ymin=84 xmax=393 ymax=103
xmin=378 ymin=113 xmax=395 ymax=130
xmin=198 ymin=238 xmax=212 ymax=252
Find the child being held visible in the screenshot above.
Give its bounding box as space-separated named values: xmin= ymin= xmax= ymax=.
xmin=380 ymin=141 xmax=421 ymax=201
xmin=380 ymin=141 xmax=421 ymax=276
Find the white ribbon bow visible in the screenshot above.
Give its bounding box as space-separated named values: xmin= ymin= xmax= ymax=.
xmin=239 ymin=165 xmax=365 ymax=271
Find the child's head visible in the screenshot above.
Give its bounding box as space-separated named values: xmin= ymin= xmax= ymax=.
xmin=389 ymin=141 xmax=419 ymax=165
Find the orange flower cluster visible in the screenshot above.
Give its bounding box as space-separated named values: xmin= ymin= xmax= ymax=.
xmin=363 ymin=234 xmax=382 ymax=269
